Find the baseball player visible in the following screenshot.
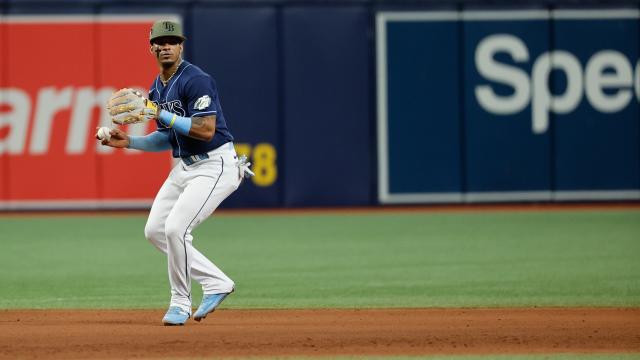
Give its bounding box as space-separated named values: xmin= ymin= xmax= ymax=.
xmin=97 ymin=20 xmax=253 ymax=325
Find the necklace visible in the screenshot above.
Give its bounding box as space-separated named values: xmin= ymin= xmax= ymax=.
xmin=161 ymin=60 xmax=182 ymax=86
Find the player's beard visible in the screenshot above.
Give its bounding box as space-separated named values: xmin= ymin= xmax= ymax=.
xmin=160 ymin=56 xmax=183 ymax=73
xmin=161 ymin=60 xmax=176 ymax=70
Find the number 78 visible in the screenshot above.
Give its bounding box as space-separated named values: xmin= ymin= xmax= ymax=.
xmin=234 ymin=143 xmax=277 ymax=187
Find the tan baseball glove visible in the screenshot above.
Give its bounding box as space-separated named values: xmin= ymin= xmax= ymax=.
xmin=106 ymin=88 xmax=159 ymax=125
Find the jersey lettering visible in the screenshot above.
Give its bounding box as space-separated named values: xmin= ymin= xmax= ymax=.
xmin=156 ymin=100 xmax=186 ymax=117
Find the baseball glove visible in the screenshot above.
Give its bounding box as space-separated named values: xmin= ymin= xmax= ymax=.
xmin=107 ymin=88 xmax=159 ymax=125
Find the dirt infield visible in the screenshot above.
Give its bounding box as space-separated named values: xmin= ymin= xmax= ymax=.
xmin=0 ymin=308 xmax=638 ymax=359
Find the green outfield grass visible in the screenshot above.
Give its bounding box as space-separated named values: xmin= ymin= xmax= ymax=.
xmin=0 ymin=209 xmax=638 ymax=309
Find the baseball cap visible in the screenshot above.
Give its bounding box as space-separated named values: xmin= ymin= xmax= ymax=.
xmin=149 ymin=20 xmax=187 ymax=44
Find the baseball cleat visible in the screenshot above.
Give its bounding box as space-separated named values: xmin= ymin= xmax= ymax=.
xmin=193 ymin=292 xmax=231 ymax=321
xmin=162 ymin=306 xmax=191 ymax=326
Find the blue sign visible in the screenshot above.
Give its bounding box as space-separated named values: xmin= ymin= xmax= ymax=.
xmin=377 ymin=9 xmax=640 ymax=203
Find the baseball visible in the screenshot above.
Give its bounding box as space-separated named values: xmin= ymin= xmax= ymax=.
xmin=97 ymin=127 xmax=112 ymax=141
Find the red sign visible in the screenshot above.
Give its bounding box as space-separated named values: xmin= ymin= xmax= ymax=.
xmin=0 ymin=16 xmax=178 ymax=209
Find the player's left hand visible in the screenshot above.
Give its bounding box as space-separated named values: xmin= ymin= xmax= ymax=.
xmin=107 ymin=88 xmax=159 ymax=125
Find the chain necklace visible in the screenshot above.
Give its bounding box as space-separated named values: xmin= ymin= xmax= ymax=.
xmin=161 ymin=60 xmax=182 ymax=86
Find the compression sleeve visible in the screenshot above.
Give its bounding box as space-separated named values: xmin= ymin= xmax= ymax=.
xmin=157 ymin=110 xmax=192 ymax=136
xmin=127 ymin=130 xmax=171 ymax=152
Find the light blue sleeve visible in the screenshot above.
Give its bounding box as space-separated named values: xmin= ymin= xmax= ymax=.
xmin=127 ymin=131 xmax=171 ymax=152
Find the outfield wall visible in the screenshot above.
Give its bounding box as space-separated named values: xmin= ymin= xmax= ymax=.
xmin=0 ymin=1 xmax=638 ymax=209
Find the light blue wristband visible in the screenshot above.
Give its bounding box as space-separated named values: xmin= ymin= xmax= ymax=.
xmin=158 ymin=110 xmax=192 ymax=136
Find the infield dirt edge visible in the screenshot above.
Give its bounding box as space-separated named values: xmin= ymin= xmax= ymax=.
xmin=1 ymin=307 xmax=639 ymax=359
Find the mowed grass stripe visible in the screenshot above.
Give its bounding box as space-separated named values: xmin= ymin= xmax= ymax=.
xmin=0 ymin=210 xmax=638 ymax=309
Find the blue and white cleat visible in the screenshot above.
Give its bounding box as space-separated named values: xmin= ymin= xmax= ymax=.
xmin=193 ymin=292 xmax=231 ymax=322
xmin=162 ymin=306 xmax=191 ymax=326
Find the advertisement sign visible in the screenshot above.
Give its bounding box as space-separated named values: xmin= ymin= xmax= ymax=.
xmin=552 ymin=11 xmax=639 ymax=199
xmin=463 ymin=11 xmax=552 ymax=201
xmin=377 ymin=12 xmax=463 ymax=204
xmin=0 ymin=15 xmax=176 ymax=209
xmin=377 ymin=9 xmax=640 ymax=203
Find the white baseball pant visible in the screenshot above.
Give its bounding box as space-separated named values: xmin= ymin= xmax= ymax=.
xmin=144 ymin=142 xmax=240 ymax=313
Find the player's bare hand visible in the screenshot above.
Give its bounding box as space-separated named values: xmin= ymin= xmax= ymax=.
xmin=95 ymin=127 xmax=130 ymax=148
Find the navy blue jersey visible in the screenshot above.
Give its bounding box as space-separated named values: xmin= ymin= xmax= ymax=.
xmin=148 ymin=60 xmax=234 ymax=158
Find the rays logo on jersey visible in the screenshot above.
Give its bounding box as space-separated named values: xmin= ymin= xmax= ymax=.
xmin=157 ymin=100 xmax=186 ymax=116
xmin=194 ymin=95 xmax=211 ymax=110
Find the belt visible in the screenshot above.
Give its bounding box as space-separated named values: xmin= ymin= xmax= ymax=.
xmin=182 ymin=153 xmax=209 ymax=166
xmin=181 ymin=143 xmax=234 ymax=166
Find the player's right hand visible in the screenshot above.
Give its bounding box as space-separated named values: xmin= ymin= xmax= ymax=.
xmin=96 ymin=127 xmax=130 ymax=148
